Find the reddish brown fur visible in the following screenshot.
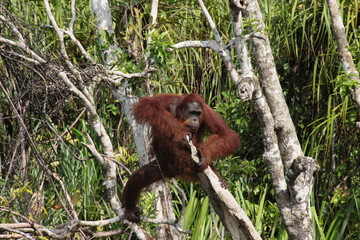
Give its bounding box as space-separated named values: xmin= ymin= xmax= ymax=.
xmin=121 ymin=93 xmax=240 ymax=222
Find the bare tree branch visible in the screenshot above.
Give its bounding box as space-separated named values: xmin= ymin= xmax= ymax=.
xmin=0 ymin=213 xmax=125 ymax=239
xmin=0 ymin=14 xmax=46 ymax=63
xmin=0 ymin=227 xmax=36 ymax=240
xmin=105 ymin=68 xmax=157 ymax=86
xmin=197 ymin=0 xmax=221 ymax=43
xmin=69 ymin=0 xmax=76 ymax=33
xmin=43 ymin=0 xmax=71 ymax=66
xmin=61 ymin=28 xmax=95 ymax=63
xmin=326 ymin=0 xmax=360 ymax=126
xmin=186 ymin=136 xmax=262 ymax=240
xmin=231 ymin=1 xmax=318 ymax=239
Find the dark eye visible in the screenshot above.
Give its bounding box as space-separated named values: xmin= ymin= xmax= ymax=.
xmin=191 ymin=111 xmax=201 ymax=116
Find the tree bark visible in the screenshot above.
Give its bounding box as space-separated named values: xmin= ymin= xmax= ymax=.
xmin=187 ymin=137 xmax=262 ymax=240
xmin=229 ymin=1 xmax=319 ymax=239
xmin=172 ymin=0 xmax=319 ymax=238
xmin=91 ymin=1 xmax=180 ymax=238
xmin=326 ymin=0 xmax=360 ymax=126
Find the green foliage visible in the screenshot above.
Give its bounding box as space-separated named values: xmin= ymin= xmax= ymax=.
xmin=182 ymin=184 xmax=227 ymax=239
xmin=145 ymin=30 xmax=173 ymax=69
xmin=312 ymin=189 xmax=360 ymax=240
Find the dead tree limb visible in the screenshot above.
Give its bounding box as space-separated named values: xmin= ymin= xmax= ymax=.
xmin=186 ymin=136 xmax=262 ymax=240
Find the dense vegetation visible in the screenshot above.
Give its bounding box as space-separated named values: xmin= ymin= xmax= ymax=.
xmin=0 ymin=0 xmax=359 ymax=239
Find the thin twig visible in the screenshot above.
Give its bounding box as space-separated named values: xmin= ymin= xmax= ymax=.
xmin=0 ymin=227 xmax=35 ymax=240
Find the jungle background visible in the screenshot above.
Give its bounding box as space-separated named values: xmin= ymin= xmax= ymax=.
xmin=0 ymin=0 xmax=359 ymax=239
